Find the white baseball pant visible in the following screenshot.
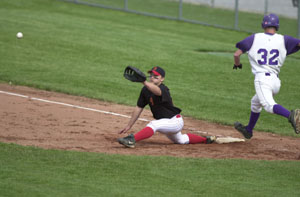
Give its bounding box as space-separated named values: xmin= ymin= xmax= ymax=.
xmin=146 ymin=115 xmax=189 ymax=144
xmin=251 ymin=73 xmax=281 ymax=113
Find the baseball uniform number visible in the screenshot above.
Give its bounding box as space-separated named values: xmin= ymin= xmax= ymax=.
xmin=257 ymin=48 xmax=279 ymax=65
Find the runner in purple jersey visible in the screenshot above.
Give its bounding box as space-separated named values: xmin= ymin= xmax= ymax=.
xmin=233 ymin=13 xmax=300 ymax=139
xmin=236 ymin=34 xmax=300 ymax=56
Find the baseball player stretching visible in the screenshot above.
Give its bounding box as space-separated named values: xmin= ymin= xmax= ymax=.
xmin=233 ymin=13 xmax=300 ymax=139
xmin=118 ymin=66 xmax=216 ymax=148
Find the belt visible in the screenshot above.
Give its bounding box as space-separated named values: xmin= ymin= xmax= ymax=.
xmin=176 ymin=114 xmax=181 ymax=118
xmin=265 ymin=73 xmax=278 ymax=77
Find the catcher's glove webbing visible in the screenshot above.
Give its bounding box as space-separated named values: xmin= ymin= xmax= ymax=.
xmin=124 ymin=66 xmax=146 ymax=82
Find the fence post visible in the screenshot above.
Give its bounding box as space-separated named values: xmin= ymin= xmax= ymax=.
xmin=264 ymin=0 xmax=268 ymax=15
xmin=211 ymin=0 xmax=214 ymax=8
xmin=178 ymin=0 xmax=183 ymax=20
xmin=234 ymin=0 xmax=239 ymax=30
xmin=124 ymin=0 xmax=128 ymax=11
xmin=298 ymin=0 xmax=300 ymax=38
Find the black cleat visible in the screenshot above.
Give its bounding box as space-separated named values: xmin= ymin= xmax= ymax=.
xmin=118 ymin=134 xmax=136 ymax=148
xmin=234 ymin=122 xmax=253 ymax=139
xmin=206 ymin=136 xmax=216 ymax=144
xmin=288 ymin=109 xmax=300 ymax=134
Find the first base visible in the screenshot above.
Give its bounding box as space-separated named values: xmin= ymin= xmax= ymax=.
xmin=215 ymin=137 xmax=245 ymax=144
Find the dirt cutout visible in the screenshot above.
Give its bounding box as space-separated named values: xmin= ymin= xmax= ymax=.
xmin=0 ymin=84 xmax=299 ymax=160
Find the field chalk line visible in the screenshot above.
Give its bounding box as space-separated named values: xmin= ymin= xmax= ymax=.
xmin=0 ymin=90 xmax=149 ymax=122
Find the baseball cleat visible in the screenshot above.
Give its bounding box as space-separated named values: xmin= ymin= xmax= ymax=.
xmin=118 ymin=134 xmax=136 ymax=148
xmin=234 ymin=122 xmax=253 ymax=139
xmin=288 ymin=109 xmax=300 ymax=134
xmin=206 ymin=136 xmax=216 ymax=144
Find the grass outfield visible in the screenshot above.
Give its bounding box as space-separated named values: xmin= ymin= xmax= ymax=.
xmin=0 ymin=1 xmax=300 ymax=196
xmin=1 ymin=143 xmax=300 ymax=196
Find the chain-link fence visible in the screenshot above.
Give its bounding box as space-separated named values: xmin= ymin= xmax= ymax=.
xmin=64 ymin=0 xmax=300 ymax=37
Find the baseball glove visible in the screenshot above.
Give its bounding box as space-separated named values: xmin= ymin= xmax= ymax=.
xmin=289 ymin=109 xmax=300 ymax=134
xmin=124 ymin=66 xmax=146 ymax=82
xmin=233 ymin=64 xmax=242 ymax=69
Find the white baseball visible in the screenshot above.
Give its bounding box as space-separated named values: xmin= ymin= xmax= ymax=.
xmin=16 ymin=32 xmax=23 ymax=39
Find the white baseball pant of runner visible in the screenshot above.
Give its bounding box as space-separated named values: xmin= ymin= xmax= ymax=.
xmin=251 ymin=73 xmax=281 ymax=113
xmin=146 ymin=115 xmax=189 ymax=144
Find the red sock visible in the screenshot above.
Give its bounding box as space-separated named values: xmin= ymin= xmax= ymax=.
xmin=134 ymin=127 xmax=154 ymax=142
xmin=187 ymin=133 xmax=206 ymax=144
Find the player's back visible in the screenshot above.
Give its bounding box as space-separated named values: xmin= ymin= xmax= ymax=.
xmin=248 ymin=33 xmax=287 ymax=75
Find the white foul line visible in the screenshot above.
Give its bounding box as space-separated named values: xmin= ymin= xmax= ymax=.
xmin=0 ymin=90 xmax=149 ymax=122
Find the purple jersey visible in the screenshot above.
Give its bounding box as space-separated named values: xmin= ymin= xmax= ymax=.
xmin=236 ymin=33 xmax=300 ymax=56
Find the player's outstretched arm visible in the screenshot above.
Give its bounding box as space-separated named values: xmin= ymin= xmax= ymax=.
xmin=119 ymin=106 xmax=144 ymax=134
xmin=143 ymin=81 xmax=162 ymax=96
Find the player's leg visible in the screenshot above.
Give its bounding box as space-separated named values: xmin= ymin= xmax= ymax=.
xmin=234 ymin=94 xmax=261 ymax=139
xmin=119 ymin=115 xmax=216 ymax=147
xmin=149 ymin=115 xmax=215 ymax=144
xmin=255 ymin=76 xmax=290 ymax=118
xmin=234 ymin=74 xmax=284 ymax=139
xmin=118 ymin=115 xmax=182 ymax=148
xmin=255 ymin=80 xmax=276 ymax=113
xmin=247 ymin=94 xmax=261 ymax=132
xmin=166 ymin=132 xmax=215 ymax=144
xmin=165 ymin=132 xmax=189 ymax=144
xmin=166 ymin=131 xmax=216 ymax=144
xmin=134 ymin=127 xmax=154 ymax=141
xmin=254 ymin=75 xmax=300 ymax=133
xmin=118 ymin=126 xmax=155 ymax=148
xmin=273 ymin=104 xmax=290 ymax=118
xmin=147 ymin=115 xmax=184 ymax=136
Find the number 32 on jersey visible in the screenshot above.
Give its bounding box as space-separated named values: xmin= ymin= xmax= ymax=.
xmin=257 ymin=48 xmax=279 ymax=65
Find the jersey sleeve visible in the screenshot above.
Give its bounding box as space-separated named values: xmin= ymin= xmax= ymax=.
xmin=284 ymin=35 xmax=300 ymax=55
xmin=137 ymin=87 xmax=148 ymax=108
xmin=236 ymin=34 xmax=255 ymax=53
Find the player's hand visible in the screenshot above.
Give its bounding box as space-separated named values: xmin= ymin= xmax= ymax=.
xmin=233 ymin=64 xmax=242 ymax=69
xmin=119 ymin=126 xmax=131 ymax=134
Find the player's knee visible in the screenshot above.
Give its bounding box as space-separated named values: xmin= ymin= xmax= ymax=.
xmin=146 ymin=122 xmax=157 ymax=133
xmin=251 ymin=105 xmax=262 ymax=113
xmin=167 ymin=133 xmax=189 ymax=144
xmin=176 ymin=139 xmax=187 ymax=144
xmin=262 ymin=104 xmax=274 ymax=113
xmin=176 ymin=134 xmax=189 ymax=144
xmin=251 ymin=100 xmax=262 ymax=113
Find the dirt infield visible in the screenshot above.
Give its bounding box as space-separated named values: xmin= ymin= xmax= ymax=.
xmin=0 ymin=84 xmax=300 ymax=160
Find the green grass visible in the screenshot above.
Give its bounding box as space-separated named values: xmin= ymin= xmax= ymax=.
xmin=1 ymin=143 xmax=300 ymax=196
